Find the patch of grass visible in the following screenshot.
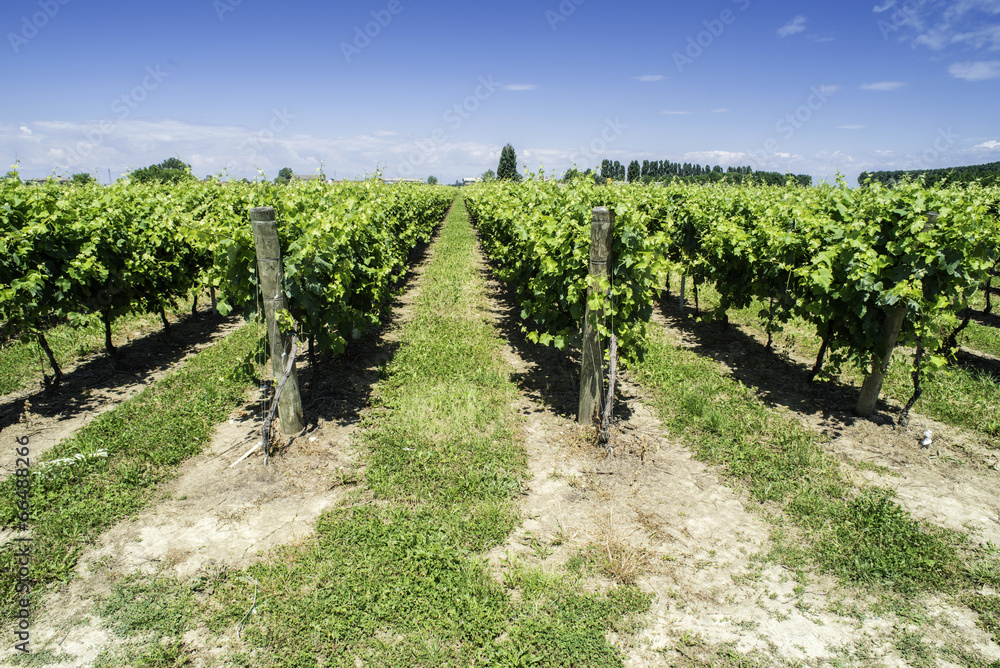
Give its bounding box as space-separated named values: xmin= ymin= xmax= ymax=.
xmin=7 ymin=648 xmax=76 ymax=666
xmin=213 ymin=506 xmax=512 ymax=656
xmin=0 ymin=294 xmax=203 ymax=395
xmin=937 ymin=642 xmax=1000 ymax=668
xmin=967 ymin=594 xmax=1000 ymax=645
xmin=964 ymin=544 xmax=1000 ymax=587
xmin=814 ymin=487 xmax=963 ymax=590
xmin=579 ymin=515 xmax=650 ymax=585
xmin=891 ymin=626 xmax=937 ymax=668
xmin=97 ymin=572 xmax=206 ymax=637
xmin=207 ymin=505 xmax=650 ymax=667
xmin=581 ymin=541 xmax=648 ymax=586
xmin=93 ymin=637 xmax=194 ymax=668
xmin=634 ymin=334 xmax=965 ymax=593
xmin=0 ymin=322 xmax=261 ymax=621
xmin=486 ymin=584 xmax=650 ymax=667
xmin=880 ymin=354 xmax=1000 ymax=437
xmin=961 ymin=322 xmax=1000 ymax=360
xmin=665 ymin=639 xmax=783 ymax=667
xmin=90 ymin=570 xmax=212 ymax=667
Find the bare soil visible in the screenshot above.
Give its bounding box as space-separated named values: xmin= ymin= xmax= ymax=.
xmin=482 ymin=278 xmax=999 ymax=665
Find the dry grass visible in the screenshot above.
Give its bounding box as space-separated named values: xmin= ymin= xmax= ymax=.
xmin=586 ymin=511 xmax=651 ymax=585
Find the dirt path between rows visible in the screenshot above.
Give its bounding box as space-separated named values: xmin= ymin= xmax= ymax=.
xmin=481 ymin=276 xmax=999 ymax=665
xmin=0 ymin=232 xmax=439 ymax=667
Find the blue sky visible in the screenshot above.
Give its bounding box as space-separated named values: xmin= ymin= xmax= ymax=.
xmin=2 ymin=0 xmax=999 ymax=184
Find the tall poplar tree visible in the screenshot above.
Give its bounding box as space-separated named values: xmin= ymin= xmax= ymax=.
xmin=627 ymin=160 xmax=640 ymax=183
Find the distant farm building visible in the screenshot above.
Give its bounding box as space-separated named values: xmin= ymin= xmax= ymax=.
xmin=24 ymin=177 xmax=71 ymax=185
xmin=382 ymin=177 xmax=423 ymax=185
xmin=293 ymin=174 xmax=335 ymax=183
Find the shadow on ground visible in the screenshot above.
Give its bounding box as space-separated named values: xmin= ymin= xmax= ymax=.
xmin=0 ymin=308 xmax=238 ymax=434
xmin=650 ymin=295 xmax=904 ymax=435
xmin=476 ymin=258 xmax=637 ymax=426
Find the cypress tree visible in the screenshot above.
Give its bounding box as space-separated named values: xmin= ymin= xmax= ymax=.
xmin=497 ymin=143 xmax=518 ymax=181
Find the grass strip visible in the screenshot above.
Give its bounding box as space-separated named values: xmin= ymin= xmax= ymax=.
xmin=633 ymin=331 xmax=969 ymax=594
xmin=0 ymin=322 xmax=261 ymax=621
xmin=93 ymin=198 xmax=650 ymax=667
xmin=961 ymin=322 xmax=1000 ymax=361
xmin=633 ymin=328 xmax=1000 ymax=665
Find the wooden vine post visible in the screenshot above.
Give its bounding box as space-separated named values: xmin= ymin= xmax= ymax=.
xmin=250 ymin=207 xmax=305 ymax=434
xmin=578 ymin=207 xmax=614 ymax=425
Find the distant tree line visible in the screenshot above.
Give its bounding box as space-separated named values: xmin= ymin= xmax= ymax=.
xmin=129 ymin=158 xmax=196 ymax=184
xmin=3 ymin=170 xmax=94 ymax=185
xmin=597 ymin=159 xmax=811 ymax=187
xmin=560 ymin=168 xmax=602 ymax=184
xmin=859 ymin=161 xmax=1000 ymax=188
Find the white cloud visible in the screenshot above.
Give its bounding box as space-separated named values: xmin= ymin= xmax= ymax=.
xmin=807 ymin=34 xmax=836 ymax=43
xmin=710 ymin=108 xmax=731 ymax=113
xmin=974 ymin=139 xmax=1000 ymax=149
xmin=634 ymin=74 xmax=664 ymax=82
xmin=892 ymin=1 xmax=1000 ymax=54
xmin=0 ymin=118 xmax=507 ymax=182
xmin=839 ymin=125 xmax=866 ymax=130
xmin=873 ymin=1 xmax=895 ymax=13
xmin=818 ymin=84 xmax=842 ymax=95
xmin=501 ymin=84 xmax=538 ymax=91
xmin=914 ymin=28 xmax=951 ymax=50
xmin=950 ymin=24 xmax=1000 ymax=50
xmin=659 ymin=110 xmax=691 ymax=115
xmin=0 ymin=118 xmax=652 ymax=183
xmin=19 ymin=125 xmax=32 ymax=135
xmin=860 ymin=81 xmax=909 ymax=90
xmin=683 ymin=150 xmax=750 ymax=164
xmin=948 ymin=60 xmax=1000 ymax=80
xmin=778 ymin=15 xmax=808 ymax=37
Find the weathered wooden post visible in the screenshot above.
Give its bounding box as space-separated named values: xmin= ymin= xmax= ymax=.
xmin=250 ymin=207 xmax=305 ymax=434
xmin=578 ymin=207 xmax=614 ymax=425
